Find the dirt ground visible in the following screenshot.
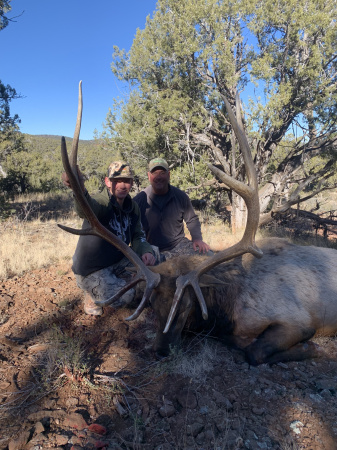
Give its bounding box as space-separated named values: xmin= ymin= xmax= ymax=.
xmin=0 ymin=261 xmax=337 ymax=450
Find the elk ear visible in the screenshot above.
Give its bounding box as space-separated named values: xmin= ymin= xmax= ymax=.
xmin=199 ymin=274 xmax=227 ymax=287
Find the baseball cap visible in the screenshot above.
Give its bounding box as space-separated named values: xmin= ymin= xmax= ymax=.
xmin=108 ymin=161 xmax=134 ymax=179
xmin=148 ymin=157 xmax=169 ymax=173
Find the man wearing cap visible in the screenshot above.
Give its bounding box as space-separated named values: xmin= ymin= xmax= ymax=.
xmin=133 ymin=157 xmax=211 ymax=259
xmin=62 ymin=161 xmax=156 ymax=315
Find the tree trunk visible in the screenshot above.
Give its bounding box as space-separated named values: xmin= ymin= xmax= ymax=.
xmin=0 ymin=164 xmax=7 ymax=178
xmin=231 ymin=193 xmax=247 ymax=231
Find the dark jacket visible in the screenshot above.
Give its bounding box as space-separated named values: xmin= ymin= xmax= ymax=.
xmin=72 ymin=189 xmax=153 ymax=277
xmin=133 ymin=185 xmax=202 ymax=251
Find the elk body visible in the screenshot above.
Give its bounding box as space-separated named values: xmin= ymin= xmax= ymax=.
xmin=149 ymin=237 xmax=337 ymax=365
xmin=59 ymin=82 xmax=337 ymax=366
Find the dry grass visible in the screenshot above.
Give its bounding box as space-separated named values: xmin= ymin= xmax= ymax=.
xmin=0 ymin=191 xmax=81 ymax=279
xmin=2 ymin=191 xmax=333 ymax=281
xmin=186 ymin=217 xmax=267 ymax=252
xmin=0 ymin=217 xmax=81 ymax=280
xmin=0 ymin=213 xmax=242 ymax=281
xmin=0 ymin=192 xmax=239 ymax=281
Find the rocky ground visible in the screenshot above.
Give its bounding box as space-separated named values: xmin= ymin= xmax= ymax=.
xmin=0 ymin=261 xmax=337 ymax=450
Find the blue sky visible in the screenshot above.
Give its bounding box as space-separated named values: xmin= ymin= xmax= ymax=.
xmin=2 ymin=0 xmax=159 ymax=140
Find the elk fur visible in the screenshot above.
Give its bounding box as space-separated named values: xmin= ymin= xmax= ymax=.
xmin=149 ymin=237 xmax=337 ymax=365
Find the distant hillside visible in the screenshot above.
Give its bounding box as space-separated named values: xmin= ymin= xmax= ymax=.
xmin=22 ymin=134 xmax=100 ymax=160
xmin=18 ymin=133 xmax=117 ymax=192
xmin=23 ymin=133 xmax=96 ymax=146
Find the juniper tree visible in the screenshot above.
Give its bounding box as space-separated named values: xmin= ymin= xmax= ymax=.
xmin=108 ymin=0 xmax=337 ymax=228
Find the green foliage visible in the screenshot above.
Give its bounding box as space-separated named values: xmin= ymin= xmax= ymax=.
xmin=0 ymin=134 xmax=115 ymax=199
xmin=170 ymin=157 xmax=214 ymax=201
xmin=0 ymin=0 xmax=12 ymax=31
xmin=0 ymin=80 xmax=21 ymax=142
xmin=0 ymin=2 xmax=20 ymax=142
xmin=104 ymin=0 xmax=337 ymax=223
xmin=0 ymin=1 xmax=24 ymax=214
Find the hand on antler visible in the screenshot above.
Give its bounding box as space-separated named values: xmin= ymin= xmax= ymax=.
xmin=142 ymin=252 xmax=156 ymax=266
xmin=61 ymin=167 xmax=85 ymax=191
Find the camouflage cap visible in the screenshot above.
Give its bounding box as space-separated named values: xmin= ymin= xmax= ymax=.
xmin=148 ymin=157 xmax=169 ymax=173
xmin=108 ymin=161 xmax=134 ymax=179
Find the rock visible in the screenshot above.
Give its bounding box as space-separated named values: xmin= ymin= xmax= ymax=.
xmin=204 ymin=429 xmax=214 ymax=440
xmin=27 ymin=343 xmax=50 ymax=353
xmin=252 ymin=407 xmax=265 ymax=416
xmin=195 ymin=431 xmax=206 ymax=445
xmin=26 ymin=432 xmax=48 ymax=447
xmin=176 ymin=389 xmax=197 ymax=409
xmin=158 ymin=400 xmax=175 ymax=418
xmin=34 ymin=421 xmax=45 ymax=435
xmin=86 ymin=437 xmax=109 ymax=448
xmin=65 ymin=397 xmax=79 ymax=408
xmin=8 ymin=431 xmax=31 ymax=450
xmin=113 ymin=396 xmax=128 ymax=417
xmin=63 ymin=412 xmax=88 ymax=430
xmin=55 ymin=434 xmax=69 ymax=446
xmin=316 ymin=378 xmax=337 ymax=392
xmin=212 ymin=390 xmax=233 ymax=410
xmin=88 ymin=423 xmax=107 ymax=435
xmin=27 ymin=410 xmax=66 ymax=421
xmin=69 ymin=435 xmax=84 ymax=446
xmin=290 ymin=420 xmax=304 ymax=435
xmin=186 ymin=421 xmax=204 ymax=437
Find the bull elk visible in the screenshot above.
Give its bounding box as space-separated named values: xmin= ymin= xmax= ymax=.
xmin=59 ymin=82 xmax=337 ymax=365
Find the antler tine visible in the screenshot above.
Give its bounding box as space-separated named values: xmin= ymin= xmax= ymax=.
xmin=163 ymin=92 xmax=263 ymax=334
xmin=69 ymin=80 xmax=83 ymax=184
xmin=58 ymin=82 xmax=160 ymax=315
xmin=163 ymin=271 xmax=207 ymax=334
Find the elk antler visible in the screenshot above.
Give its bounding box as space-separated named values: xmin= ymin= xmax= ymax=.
xmin=69 ymin=80 xmax=83 ymax=185
xmin=163 ymin=92 xmax=263 ymax=333
xmin=58 ymin=81 xmax=160 ymax=320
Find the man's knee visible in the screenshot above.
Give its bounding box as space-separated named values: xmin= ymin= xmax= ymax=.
xmin=75 ymin=267 xmax=135 ymax=308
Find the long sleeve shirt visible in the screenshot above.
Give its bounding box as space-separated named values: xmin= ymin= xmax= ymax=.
xmin=72 ymin=189 xmax=154 ymax=277
xmin=133 ymin=184 xmax=202 ymax=251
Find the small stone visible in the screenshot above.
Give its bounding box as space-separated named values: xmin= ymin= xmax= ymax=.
xmin=65 ymin=397 xmax=79 ymax=407
xmin=176 ymin=389 xmax=197 ymax=409
xmin=186 ymin=422 xmax=204 ymax=437
xmin=8 ymin=431 xmax=31 ymax=450
xmin=54 ymin=435 xmax=69 ymax=446
xmin=212 ymin=391 xmax=233 ymax=410
xmin=63 ymin=412 xmax=88 ymax=430
xmin=69 ymin=436 xmax=84 ymax=445
xmin=87 ymin=436 xmax=109 ymax=448
xmin=88 ymin=423 xmax=107 ymax=435
xmin=290 ymin=420 xmax=304 ymax=435
xmin=27 ymin=343 xmax=50 ymax=353
xmin=34 ymin=422 xmax=45 ymax=435
xmin=159 ymin=399 xmax=175 ymax=418
xmin=277 ymin=362 xmax=289 ymax=369
xmin=252 ymin=407 xmax=265 ymax=416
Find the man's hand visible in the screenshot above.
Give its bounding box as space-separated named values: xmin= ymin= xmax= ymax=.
xmin=142 ymin=252 xmax=156 ymax=266
xmin=193 ymin=239 xmax=211 ymax=254
xmin=61 ymin=171 xmax=72 ymax=188
xmin=61 ymin=166 xmax=85 ymax=190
